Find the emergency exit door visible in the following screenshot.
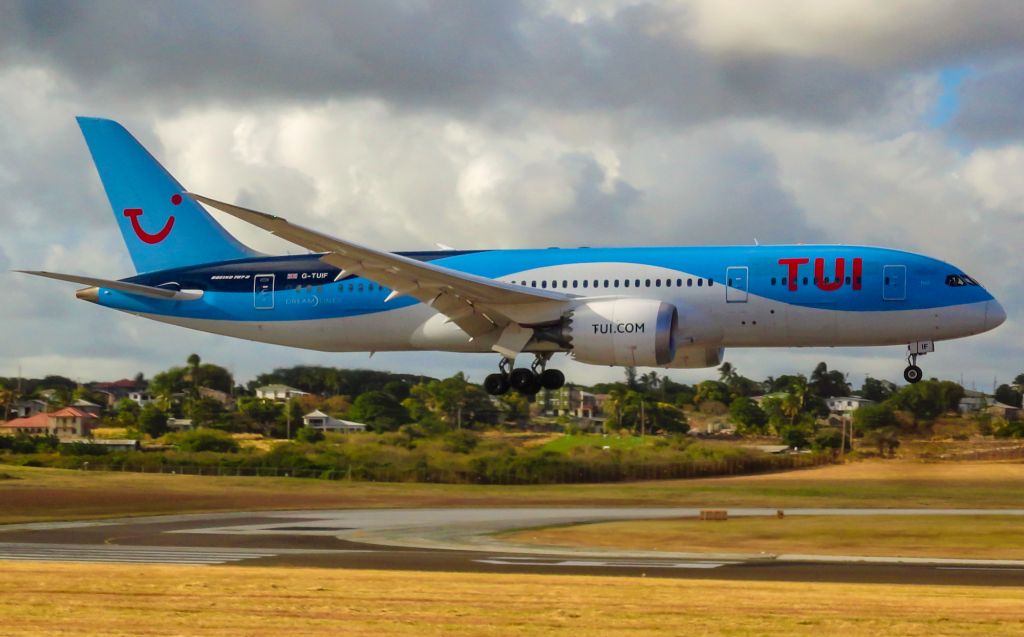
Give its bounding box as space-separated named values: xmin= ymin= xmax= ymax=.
xmin=882 ymin=265 xmax=906 ymax=301
xmin=726 ymin=266 xmax=748 ymax=303
xmin=254 ymin=274 xmax=275 ymax=309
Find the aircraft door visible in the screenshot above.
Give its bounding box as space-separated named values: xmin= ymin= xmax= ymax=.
xmin=726 ymin=266 xmax=748 ymax=303
xmin=254 ymin=274 xmax=275 ymax=309
xmin=882 ymin=265 xmax=906 ymax=301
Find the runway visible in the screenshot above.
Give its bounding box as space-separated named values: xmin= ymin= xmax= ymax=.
xmin=2 ymin=507 xmax=1023 ymax=586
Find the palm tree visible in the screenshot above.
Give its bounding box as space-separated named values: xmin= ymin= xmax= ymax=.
xmin=781 ymin=377 xmax=810 ymax=425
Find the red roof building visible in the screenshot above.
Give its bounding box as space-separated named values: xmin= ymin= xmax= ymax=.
xmin=1 ymin=408 xmax=99 ymax=439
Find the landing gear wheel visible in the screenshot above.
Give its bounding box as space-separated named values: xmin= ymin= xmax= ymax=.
xmin=510 ymin=368 xmax=540 ymax=394
xmin=539 ymin=368 xmax=565 ymax=390
xmin=484 ymin=373 xmax=510 ymax=395
xmin=903 ymin=365 xmax=923 ymax=384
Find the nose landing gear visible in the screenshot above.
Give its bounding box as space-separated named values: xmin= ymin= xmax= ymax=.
xmin=903 ymin=341 xmax=933 ymax=384
xmin=484 ymin=354 xmax=566 ymax=396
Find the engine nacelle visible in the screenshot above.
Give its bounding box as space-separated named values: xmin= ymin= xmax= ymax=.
xmin=569 ymin=299 xmax=678 ymax=366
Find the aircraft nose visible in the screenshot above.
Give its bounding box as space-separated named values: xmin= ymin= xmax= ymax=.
xmin=985 ymin=299 xmax=1007 ymax=331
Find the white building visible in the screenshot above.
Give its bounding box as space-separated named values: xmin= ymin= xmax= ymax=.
xmin=302 ymin=410 xmax=366 ymax=433
xmin=166 ymin=418 xmax=195 ymax=431
xmin=255 ymin=384 xmax=309 ymax=402
xmin=826 ymin=397 xmax=876 ymax=414
xmin=129 ymin=391 xmax=155 ymax=407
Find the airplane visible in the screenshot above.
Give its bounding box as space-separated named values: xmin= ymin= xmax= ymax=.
xmin=19 ymin=117 xmax=1006 ymax=395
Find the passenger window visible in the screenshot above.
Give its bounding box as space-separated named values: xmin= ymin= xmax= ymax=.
xmin=563 ymin=280 xmax=568 ymax=288
xmin=709 ymin=278 xmax=714 ymax=287
xmin=666 ymin=279 xmax=672 ymax=288
xmin=604 ymin=280 xmax=609 ymax=288
xmin=572 ymin=280 xmax=578 ymax=288
xmin=348 ymin=284 xmax=354 ymax=292
xmin=655 ymin=279 xmax=661 ymax=287
xmin=635 ymin=279 xmax=640 ymax=287
xmin=542 ymin=281 xmax=548 ymax=288
xmin=771 ymin=277 xmax=776 ymax=286
xmin=845 ymin=276 xmax=851 ymax=284
xmin=802 ymin=277 xmax=808 ymax=286
xmin=624 ymin=280 xmax=630 ymax=288
xmin=645 ymin=279 xmax=651 ymax=287
xmin=687 ymin=279 xmax=693 ymax=287
xmin=614 ymin=280 xmax=620 ymax=288
xmin=531 ymin=281 xmax=537 ymax=287
xmin=582 ymin=280 xmax=589 ymax=288
xmin=676 ymin=278 xmax=682 ymax=287
xmin=697 ymin=279 xmax=703 ymax=287
xmin=782 ymin=277 xmax=787 ymax=286
xmin=884 ymin=276 xmax=890 ymax=285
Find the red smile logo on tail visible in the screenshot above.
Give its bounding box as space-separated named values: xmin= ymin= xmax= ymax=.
xmin=122 ymin=194 xmax=181 ymax=244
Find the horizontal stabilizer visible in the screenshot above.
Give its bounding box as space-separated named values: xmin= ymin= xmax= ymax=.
xmin=15 ymin=270 xmax=202 ymax=301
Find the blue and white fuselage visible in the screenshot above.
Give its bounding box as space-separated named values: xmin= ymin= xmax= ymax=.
xmin=23 ymin=118 xmax=1006 ymax=392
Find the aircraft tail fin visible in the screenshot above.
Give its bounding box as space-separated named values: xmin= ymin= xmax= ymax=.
xmin=76 ymin=117 xmax=261 ymax=273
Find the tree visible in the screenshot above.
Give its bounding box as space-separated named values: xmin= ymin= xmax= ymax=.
xmin=236 ymin=396 xmax=283 ymax=433
xmin=861 ymin=377 xmax=895 ymax=402
xmin=812 ymin=428 xmax=847 ymax=452
xmin=1014 ymin=373 xmax=1024 ymax=387
xmin=718 ymin=362 xmax=736 ymax=384
xmin=995 ymin=384 xmax=1023 ymax=408
xmin=406 ymin=373 xmax=495 ymax=428
xmin=624 ymin=366 xmax=638 ymax=390
xmin=888 ymin=380 xmax=964 ymax=424
xmin=852 ymin=403 xmax=896 ymax=431
xmin=348 ymin=391 xmax=409 ymax=432
xmin=810 ymin=362 xmax=850 ymax=398
xmin=780 ymin=424 xmax=811 ymax=449
xmin=114 ymin=398 xmax=140 ymax=428
xmin=190 ymin=396 xmax=226 ymax=427
xmin=729 ymin=397 xmax=768 ymax=434
xmin=694 ymin=380 xmax=730 ymax=405
xmin=137 ymin=404 xmax=169 ymax=437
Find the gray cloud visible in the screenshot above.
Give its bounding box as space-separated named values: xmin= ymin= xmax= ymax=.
xmin=953 ymin=60 xmax=1024 ymax=143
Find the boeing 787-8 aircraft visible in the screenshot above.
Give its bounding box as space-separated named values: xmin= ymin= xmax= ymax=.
xmin=20 ymin=118 xmax=1006 ymax=395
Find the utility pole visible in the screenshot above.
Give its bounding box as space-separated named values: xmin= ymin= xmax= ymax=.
xmin=640 ymin=398 xmax=646 ymax=437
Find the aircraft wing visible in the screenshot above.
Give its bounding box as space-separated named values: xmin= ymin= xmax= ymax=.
xmin=188 ymin=194 xmax=574 ymax=349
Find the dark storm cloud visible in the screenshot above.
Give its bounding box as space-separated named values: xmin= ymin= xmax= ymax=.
xmin=2 ymin=0 xmax=892 ymax=126
xmin=952 ymin=60 xmax=1024 ymax=143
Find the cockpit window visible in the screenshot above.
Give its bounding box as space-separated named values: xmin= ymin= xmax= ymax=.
xmin=946 ymin=274 xmax=980 ymax=287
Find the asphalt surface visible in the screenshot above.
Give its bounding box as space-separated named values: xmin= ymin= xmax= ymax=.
xmin=2 ymin=508 xmax=1024 ymax=586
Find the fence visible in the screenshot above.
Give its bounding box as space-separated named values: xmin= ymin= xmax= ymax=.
xmin=75 ymin=452 xmax=833 ymax=485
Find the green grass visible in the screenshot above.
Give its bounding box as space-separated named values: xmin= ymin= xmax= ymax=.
xmin=539 ymin=433 xmax=648 ymax=453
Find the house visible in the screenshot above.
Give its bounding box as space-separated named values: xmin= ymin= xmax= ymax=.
xmin=302 ymin=410 xmax=366 ymax=433
xmin=987 ymin=403 xmax=1021 ymax=422
xmin=166 ymin=418 xmax=195 ymax=431
xmin=0 ymin=407 xmax=99 ymax=439
xmin=92 ymin=378 xmax=147 ymax=406
xmin=255 ymin=384 xmax=309 ymax=402
xmin=199 ymin=387 xmax=235 ymax=410
xmin=72 ymin=399 xmax=103 ymax=416
xmin=959 ymin=390 xmax=991 ymax=414
xmin=826 ymin=397 xmax=876 ymax=414
xmin=129 ymin=391 xmax=156 ymax=407
xmin=0 ymin=413 xmax=51 ymax=436
xmin=48 ymin=407 xmax=99 ymax=438
xmin=12 ymin=398 xmax=48 ymax=419
xmin=545 ymin=386 xmax=607 ymax=420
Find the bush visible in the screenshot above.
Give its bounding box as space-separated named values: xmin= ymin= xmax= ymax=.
xmin=296 ymin=427 xmax=325 ymax=443
xmin=442 ymin=430 xmax=480 ymax=454
xmin=168 ymin=428 xmax=239 ymax=453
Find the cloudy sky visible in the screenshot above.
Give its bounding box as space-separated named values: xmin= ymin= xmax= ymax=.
xmin=1 ymin=0 xmax=1022 ymax=390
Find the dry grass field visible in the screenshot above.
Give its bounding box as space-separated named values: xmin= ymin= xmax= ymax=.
xmin=1 ymin=561 xmax=1022 ymax=637
xmin=2 ymin=459 xmax=1024 ymax=524
xmin=503 ymin=514 xmax=1024 ymax=559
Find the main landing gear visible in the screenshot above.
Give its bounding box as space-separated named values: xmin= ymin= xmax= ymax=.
xmin=903 ymin=341 xmax=934 ymax=384
xmin=484 ymin=354 xmax=566 ymax=396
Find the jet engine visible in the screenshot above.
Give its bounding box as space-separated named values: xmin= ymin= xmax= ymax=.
xmin=568 ymin=299 xmax=678 ymax=366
